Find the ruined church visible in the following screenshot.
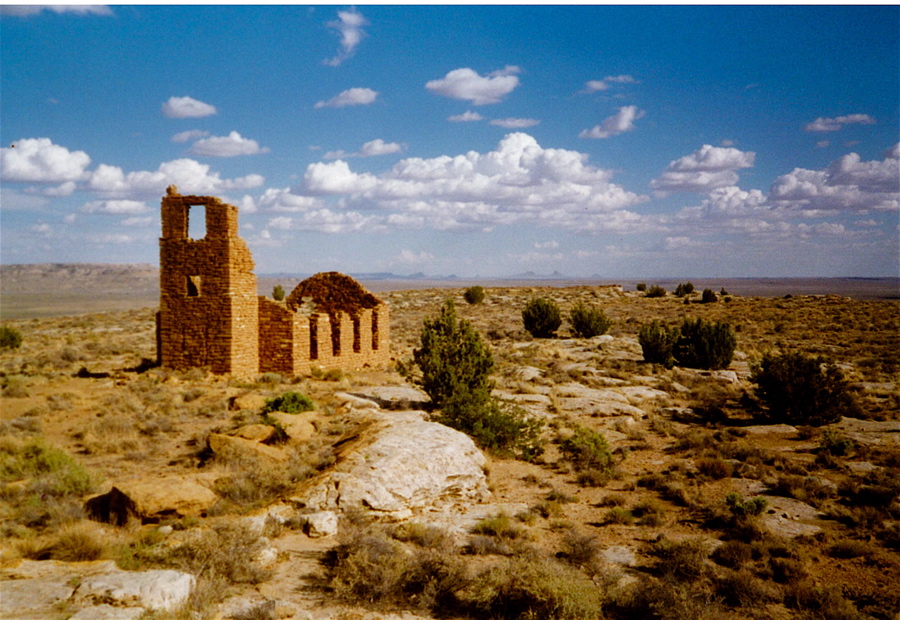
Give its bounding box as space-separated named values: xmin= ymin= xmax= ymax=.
xmin=156 ymin=187 xmax=390 ymax=376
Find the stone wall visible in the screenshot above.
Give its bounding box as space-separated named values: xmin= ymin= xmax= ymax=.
xmin=258 ymin=300 xmax=391 ymax=375
xmin=158 ymin=191 xmax=259 ymax=376
xmin=158 ymin=188 xmax=390 ymax=378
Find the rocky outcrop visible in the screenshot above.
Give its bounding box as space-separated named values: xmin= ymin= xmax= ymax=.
xmin=85 ymin=476 xmax=218 ymax=525
xmin=291 ymin=410 xmax=489 ymax=516
xmin=0 ymin=560 xmax=194 ymax=619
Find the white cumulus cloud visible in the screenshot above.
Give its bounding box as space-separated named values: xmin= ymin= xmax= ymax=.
xmin=769 ymin=149 xmax=899 ymax=212
xmin=325 ymin=139 xmax=405 ymax=160
xmin=82 ymin=200 xmax=148 ymax=215
xmin=490 ymin=118 xmax=540 ymax=129
xmin=426 ymin=66 xmax=521 ymax=105
xmin=162 ymin=96 xmax=217 ymax=119
xmin=651 ymin=145 xmax=756 ymax=193
xmin=172 ymin=130 xmax=210 ymax=143
xmin=87 ymin=159 xmax=264 ymax=197
xmin=285 ymin=132 xmax=646 ymax=233
xmin=324 ymin=8 xmax=367 ymax=66
xmin=582 ymin=75 xmax=638 ymax=93
xmin=187 ymin=131 xmax=270 ymax=157
xmin=1 ymin=138 xmax=91 ymax=183
xmin=449 ymin=111 xmax=484 ymax=122
xmin=805 ymin=114 xmax=876 ymax=132
xmin=315 ymin=88 xmax=379 ymax=109
xmin=579 ymin=105 xmax=644 ymax=139
xmin=1 ymin=5 xmax=112 ymax=16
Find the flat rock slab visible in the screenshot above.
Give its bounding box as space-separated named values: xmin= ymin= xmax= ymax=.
xmin=343 ymin=386 xmax=430 ymax=409
xmin=834 ymin=417 xmax=900 ymax=433
xmin=76 ymin=569 xmax=195 ymax=612
xmin=69 ymin=605 xmax=146 ymax=620
xmin=742 ymin=424 xmax=798 ymax=435
xmin=551 ymin=384 xmax=648 ymax=418
xmin=759 ymin=495 xmax=824 ymax=539
xmin=0 ymin=560 xmax=194 ymax=619
xmin=0 ymin=577 xmax=76 ymax=618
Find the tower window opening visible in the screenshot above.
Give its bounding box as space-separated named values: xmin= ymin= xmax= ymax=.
xmin=186 ymin=275 xmax=202 ymax=297
xmin=187 ymin=204 xmax=206 ymax=240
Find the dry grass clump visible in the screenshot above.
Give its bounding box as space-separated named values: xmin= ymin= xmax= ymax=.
xmin=325 ymin=519 xmax=605 ymax=619
xmin=0 ymin=436 xmax=95 ymax=534
xmin=16 ymin=520 xmax=109 ymax=562
xmin=211 ymin=444 xmax=331 ymax=513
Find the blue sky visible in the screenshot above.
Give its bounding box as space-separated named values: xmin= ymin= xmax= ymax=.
xmin=1 ymin=4 xmax=898 ymax=278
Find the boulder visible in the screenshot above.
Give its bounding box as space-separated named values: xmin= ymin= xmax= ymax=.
xmin=291 ymin=411 xmax=489 ymax=515
xmin=208 ymin=433 xmax=288 ymax=464
xmin=85 ymin=476 xmax=218 ymax=524
xmin=229 ymin=393 xmax=268 ymax=411
xmin=266 ymin=412 xmax=317 ymax=442
xmin=297 ymin=510 xmax=340 ymax=537
xmin=229 ymin=423 xmax=277 ymax=442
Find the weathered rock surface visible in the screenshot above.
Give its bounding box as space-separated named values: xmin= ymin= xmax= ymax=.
xmin=340 ymin=386 xmax=431 ymax=409
xmin=291 ymin=411 xmax=489 ymax=515
xmin=0 ymin=560 xmax=194 ymax=619
xmin=228 ymin=392 xmax=268 ymax=411
xmin=75 ymin=569 xmax=195 ymax=612
xmin=208 ymin=433 xmax=288 ymax=463
xmin=85 ymin=476 xmax=218 ymax=524
xmin=267 ymin=412 xmax=317 ymax=442
xmin=759 ymin=495 xmax=824 ymax=538
xmin=551 ymin=383 xmax=647 ymax=418
xmin=230 ymin=423 xmax=277 ymax=442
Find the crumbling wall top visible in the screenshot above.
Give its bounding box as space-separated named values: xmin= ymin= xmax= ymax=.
xmin=286 ymin=271 xmax=382 ymax=316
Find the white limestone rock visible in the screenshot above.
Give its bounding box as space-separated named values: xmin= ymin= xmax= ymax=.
xmin=291 ymin=411 xmax=489 ymax=515
xmin=76 ymin=569 xmax=195 ymax=612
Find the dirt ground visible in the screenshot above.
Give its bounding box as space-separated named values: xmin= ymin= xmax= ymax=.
xmin=1 ymin=283 xmax=898 ymax=619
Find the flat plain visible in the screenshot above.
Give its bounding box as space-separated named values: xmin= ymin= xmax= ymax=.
xmin=1 ymin=266 xmax=899 ymax=620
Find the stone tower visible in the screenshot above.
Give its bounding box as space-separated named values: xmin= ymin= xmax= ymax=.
xmin=157 ymin=186 xmax=259 ymax=376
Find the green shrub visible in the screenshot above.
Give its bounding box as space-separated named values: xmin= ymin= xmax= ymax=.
xmin=673 ymin=318 xmax=736 ymax=370
xmin=559 ymin=426 xmax=613 ymax=472
xmin=522 ymin=297 xmax=562 ymax=338
xmin=568 ymin=302 xmax=612 ymax=338
xmin=701 ymin=288 xmax=717 ymax=304
xmin=0 ymin=438 xmax=93 ymax=496
xmin=437 ymin=397 xmax=544 ymax=461
xmin=751 ymin=352 xmax=860 ymax=426
xmin=464 ymin=285 xmax=486 ymax=305
xmin=261 ymin=391 xmax=314 ymax=414
xmin=645 ymin=285 xmax=666 ymax=298
xmin=272 ymin=284 xmax=285 ymax=301
xmin=639 ymin=320 xmax=679 ymax=367
xmin=636 ymin=283 xmax=647 ymax=292
xmin=674 ymin=282 xmax=695 ymax=297
xmin=0 ymin=325 xmax=23 ymax=349
xmin=414 ymin=300 xmax=543 ymax=459
xmin=413 ymin=299 xmax=494 ymax=409
xmin=725 ymin=492 xmax=768 ymax=518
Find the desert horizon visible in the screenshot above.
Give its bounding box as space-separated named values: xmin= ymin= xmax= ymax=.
xmin=1 ymin=262 xmax=897 ymax=321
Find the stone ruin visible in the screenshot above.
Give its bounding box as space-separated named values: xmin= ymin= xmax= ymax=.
xmin=156 ymin=186 xmax=390 ymax=376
